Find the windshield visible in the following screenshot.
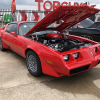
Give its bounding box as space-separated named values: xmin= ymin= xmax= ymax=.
xmin=19 ymin=22 xmax=37 ymax=35
xmin=80 ymin=18 xmax=94 ymax=28
xmin=88 ymin=22 xmax=100 ymax=28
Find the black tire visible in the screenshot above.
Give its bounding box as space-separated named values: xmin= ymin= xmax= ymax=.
xmin=26 ymin=50 xmax=42 ymax=77
xmin=0 ymin=38 xmax=6 ymax=51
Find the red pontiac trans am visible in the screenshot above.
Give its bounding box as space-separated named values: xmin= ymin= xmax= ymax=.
xmin=0 ymin=6 xmax=100 ymax=77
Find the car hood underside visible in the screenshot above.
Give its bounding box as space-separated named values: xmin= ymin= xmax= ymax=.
xmin=25 ymin=5 xmax=99 ymax=36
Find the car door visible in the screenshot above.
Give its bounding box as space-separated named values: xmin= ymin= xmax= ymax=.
xmin=2 ymin=23 xmax=18 ymax=51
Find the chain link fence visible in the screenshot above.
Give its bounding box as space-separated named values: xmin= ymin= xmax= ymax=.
xmin=0 ymin=9 xmax=50 ymax=28
xmin=0 ymin=9 xmax=100 ymax=28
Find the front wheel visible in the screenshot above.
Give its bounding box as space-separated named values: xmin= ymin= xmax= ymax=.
xmin=26 ymin=50 xmax=42 ymax=77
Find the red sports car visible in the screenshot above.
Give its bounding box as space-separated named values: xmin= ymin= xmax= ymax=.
xmin=0 ymin=6 xmax=100 ymax=77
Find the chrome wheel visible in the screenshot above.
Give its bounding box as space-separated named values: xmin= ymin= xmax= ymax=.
xmin=27 ymin=55 xmax=37 ymax=72
xmin=26 ymin=50 xmax=42 ymax=77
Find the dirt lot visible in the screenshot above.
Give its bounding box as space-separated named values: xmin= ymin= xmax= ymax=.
xmin=0 ymin=50 xmax=100 ymax=100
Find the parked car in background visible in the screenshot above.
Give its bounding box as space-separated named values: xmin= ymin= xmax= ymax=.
xmin=72 ymin=18 xmax=94 ymax=28
xmin=69 ymin=19 xmax=100 ymax=42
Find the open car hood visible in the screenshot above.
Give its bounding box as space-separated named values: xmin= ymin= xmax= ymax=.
xmin=25 ymin=5 xmax=99 ymax=36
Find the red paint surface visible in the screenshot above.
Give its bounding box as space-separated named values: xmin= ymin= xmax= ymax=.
xmin=46 ymin=33 xmax=62 ymax=38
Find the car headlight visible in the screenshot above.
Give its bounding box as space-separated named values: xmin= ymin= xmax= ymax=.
xmin=73 ymin=53 xmax=79 ymax=59
xmin=63 ymin=54 xmax=69 ymax=61
xmin=94 ymin=47 xmax=97 ymax=52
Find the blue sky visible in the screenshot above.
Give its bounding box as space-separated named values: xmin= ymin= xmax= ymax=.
xmin=0 ymin=0 xmax=100 ymax=9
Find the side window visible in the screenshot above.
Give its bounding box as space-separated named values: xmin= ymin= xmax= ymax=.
xmin=6 ymin=24 xmax=18 ymax=35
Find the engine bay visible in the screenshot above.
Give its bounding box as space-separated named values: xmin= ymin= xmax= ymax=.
xmin=26 ymin=33 xmax=93 ymax=52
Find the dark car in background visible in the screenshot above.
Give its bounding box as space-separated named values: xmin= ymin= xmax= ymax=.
xmin=69 ymin=19 xmax=100 ymax=42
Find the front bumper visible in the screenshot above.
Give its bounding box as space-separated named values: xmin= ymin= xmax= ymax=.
xmin=62 ymin=44 xmax=100 ymax=76
xmin=70 ymin=64 xmax=90 ymax=75
xmin=41 ymin=44 xmax=100 ymax=77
